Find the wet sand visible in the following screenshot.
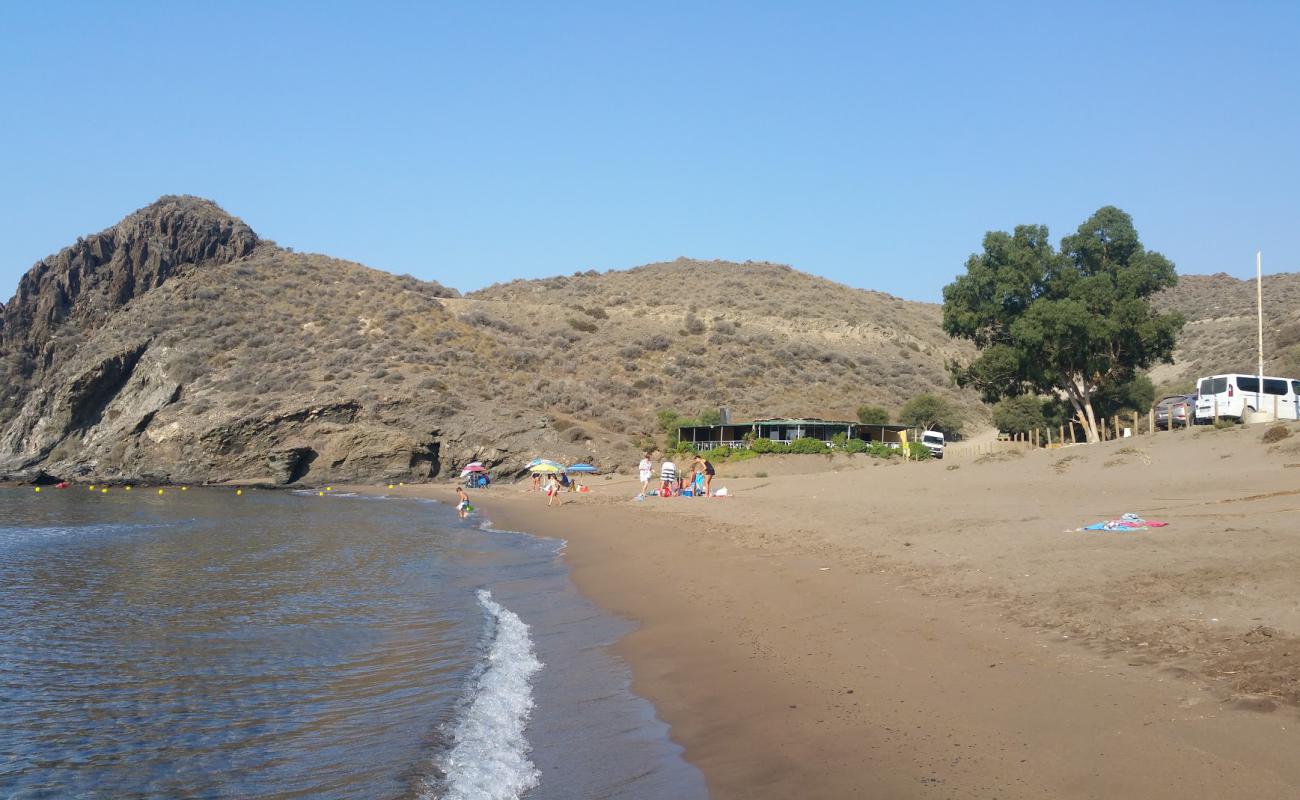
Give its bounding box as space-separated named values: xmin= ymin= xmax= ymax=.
xmin=392 ymin=421 xmax=1300 ymax=798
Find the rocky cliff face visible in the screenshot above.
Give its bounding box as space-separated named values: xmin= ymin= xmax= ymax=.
xmin=0 ymin=196 xmax=258 ymax=420
xmin=0 ymin=197 xmax=592 ymax=485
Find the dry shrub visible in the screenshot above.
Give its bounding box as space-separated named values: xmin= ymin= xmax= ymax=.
xmin=1262 ymin=424 xmax=1291 ymax=444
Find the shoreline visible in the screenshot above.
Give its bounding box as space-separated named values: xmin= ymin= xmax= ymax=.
xmin=378 ymin=431 xmax=1300 ymax=799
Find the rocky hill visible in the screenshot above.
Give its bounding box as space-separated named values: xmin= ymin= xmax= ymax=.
xmin=1150 ymin=272 xmax=1300 ymax=390
xmin=0 ymin=197 xmax=986 ymax=485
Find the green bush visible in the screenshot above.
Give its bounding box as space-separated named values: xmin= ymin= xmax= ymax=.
xmin=868 ymin=442 xmax=896 ymax=458
xmin=787 ymin=437 xmax=829 ymax=454
xmin=703 ymin=445 xmax=732 ymax=461
xmin=908 ymin=442 xmax=932 ymax=460
xmin=728 ymin=449 xmax=758 ymax=462
xmin=751 ymin=438 xmax=790 ymax=454
xmin=842 ymin=438 xmax=869 ymax=454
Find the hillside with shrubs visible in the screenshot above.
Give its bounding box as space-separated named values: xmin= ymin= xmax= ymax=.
xmin=0 ymin=197 xmax=984 ymax=484
xmin=1151 ymin=272 xmax=1300 ymax=390
xmin=7 ymin=196 xmax=1280 ymax=485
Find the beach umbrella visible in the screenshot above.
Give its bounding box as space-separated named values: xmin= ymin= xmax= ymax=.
xmin=459 ymin=463 xmax=487 ymax=477
xmin=529 ymin=462 xmax=562 ymax=473
xmin=565 ymin=463 xmax=599 ymax=473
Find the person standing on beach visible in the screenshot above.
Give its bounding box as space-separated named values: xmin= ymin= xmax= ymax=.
xmin=703 ymin=456 xmax=716 ymax=497
xmin=660 ymin=458 xmax=677 ymax=496
xmin=545 ymin=473 xmax=562 ymax=507
xmin=531 ymin=472 xmax=541 ymax=492
xmin=456 ymin=486 xmax=472 ymax=518
xmin=691 ymin=456 xmax=706 ymax=497
xmin=637 ymin=453 xmax=653 ymax=498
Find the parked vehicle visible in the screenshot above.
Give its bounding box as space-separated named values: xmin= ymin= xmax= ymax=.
xmin=1194 ymin=373 xmax=1300 ymax=421
xmin=1154 ymin=394 xmax=1197 ymax=429
xmin=920 ymin=430 xmax=945 ymax=459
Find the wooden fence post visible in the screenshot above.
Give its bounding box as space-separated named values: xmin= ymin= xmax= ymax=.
xmin=1149 ymin=408 xmax=1155 ymax=435
xmin=1132 ymin=412 xmax=1138 ymax=437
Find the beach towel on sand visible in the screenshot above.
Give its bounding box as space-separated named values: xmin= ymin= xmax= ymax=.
xmin=1076 ymin=512 xmax=1169 ymax=532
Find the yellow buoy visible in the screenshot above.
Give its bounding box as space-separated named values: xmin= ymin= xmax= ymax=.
xmin=181 ymin=487 xmax=188 ymax=491
xmin=318 ymin=491 xmax=324 ymax=497
xmin=158 ymin=489 xmax=165 ymax=495
xmin=89 ymin=485 xmax=95 ymax=490
xmin=399 ymin=482 xmax=405 ymax=486
xmin=34 ymin=487 xmax=41 ymax=493
xmin=236 ymin=489 xmax=243 ymax=496
xmin=387 ymin=484 xmax=395 ymax=489
xmin=101 ymin=488 xmax=108 ymax=493
xmin=326 ymin=487 xmax=332 ymax=492
xmin=125 ymin=486 xmax=132 ymax=491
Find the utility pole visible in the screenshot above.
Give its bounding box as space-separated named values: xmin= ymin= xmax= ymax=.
xmin=1257 ymin=249 xmax=1265 ymax=417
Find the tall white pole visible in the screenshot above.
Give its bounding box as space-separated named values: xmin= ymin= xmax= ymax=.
xmin=1257 ymin=249 xmax=1265 ymax=417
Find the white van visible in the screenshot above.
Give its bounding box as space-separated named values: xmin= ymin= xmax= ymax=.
xmin=1195 ymin=373 xmax=1300 ymax=421
xmin=920 ymin=430 xmax=945 ymax=458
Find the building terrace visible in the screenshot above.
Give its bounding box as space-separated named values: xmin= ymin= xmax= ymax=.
xmin=675 ymin=417 xmax=920 ymax=449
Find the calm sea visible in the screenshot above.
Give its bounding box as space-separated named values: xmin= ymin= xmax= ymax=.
xmin=0 ymin=486 xmax=705 ymax=799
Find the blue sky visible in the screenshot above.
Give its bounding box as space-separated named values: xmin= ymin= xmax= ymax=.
xmin=2 ymin=2 xmax=1297 ymax=303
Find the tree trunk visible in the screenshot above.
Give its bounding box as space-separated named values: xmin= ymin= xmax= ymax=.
xmin=1064 ymin=379 xmax=1102 ymax=443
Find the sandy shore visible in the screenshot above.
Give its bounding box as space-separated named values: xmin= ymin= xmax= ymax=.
xmin=377 ymin=421 xmax=1300 ymax=798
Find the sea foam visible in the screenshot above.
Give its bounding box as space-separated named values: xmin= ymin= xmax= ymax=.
xmin=435 ymin=589 xmax=544 ymax=800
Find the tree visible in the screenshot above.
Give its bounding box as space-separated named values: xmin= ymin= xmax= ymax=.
xmin=898 ymin=393 xmax=962 ymax=436
xmin=856 ymin=404 xmax=891 ymax=425
xmin=942 ymin=207 xmax=1184 ymax=443
xmin=991 ymin=395 xmax=1048 ymax=436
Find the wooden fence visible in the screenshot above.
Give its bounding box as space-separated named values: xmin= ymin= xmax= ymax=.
xmin=948 ymin=401 xmax=1211 ymax=460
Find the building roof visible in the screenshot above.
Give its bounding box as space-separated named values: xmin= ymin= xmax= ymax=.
xmin=678 ymin=418 xmax=916 ymax=431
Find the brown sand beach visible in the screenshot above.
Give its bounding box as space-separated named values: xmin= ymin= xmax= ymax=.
xmin=384 ymin=422 xmax=1300 ymax=799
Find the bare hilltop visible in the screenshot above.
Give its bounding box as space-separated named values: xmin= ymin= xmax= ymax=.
xmin=0 ymin=197 xmax=981 ymax=485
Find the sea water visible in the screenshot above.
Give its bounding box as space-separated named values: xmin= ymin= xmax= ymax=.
xmin=0 ymin=487 xmax=706 ymax=799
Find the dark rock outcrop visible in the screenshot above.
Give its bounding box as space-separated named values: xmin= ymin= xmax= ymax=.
xmin=0 ymin=196 xmax=258 ymax=421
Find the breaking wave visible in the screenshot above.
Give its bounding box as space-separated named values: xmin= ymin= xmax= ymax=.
xmin=433 ymin=589 xmax=543 ymax=800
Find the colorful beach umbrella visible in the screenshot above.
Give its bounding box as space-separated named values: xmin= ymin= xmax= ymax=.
xmin=459 ymin=463 xmax=487 ymax=477
xmin=565 ymin=463 xmax=599 ymax=473
xmin=529 ymin=463 xmax=562 ymax=474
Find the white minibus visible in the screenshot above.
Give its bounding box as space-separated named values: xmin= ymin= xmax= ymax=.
xmin=1195 ymin=373 xmax=1300 ymax=421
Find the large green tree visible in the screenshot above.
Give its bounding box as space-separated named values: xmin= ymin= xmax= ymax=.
xmin=898 ymin=393 xmax=962 ymax=436
xmin=943 ymin=207 xmax=1183 ymax=443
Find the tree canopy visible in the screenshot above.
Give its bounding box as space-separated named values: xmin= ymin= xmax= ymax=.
xmin=898 ymin=393 xmax=962 ymax=436
xmin=991 ymin=395 xmax=1048 ymax=436
xmin=942 ymin=207 xmax=1183 ymax=442
xmin=856 ymin=404 xmax=891 ymax=425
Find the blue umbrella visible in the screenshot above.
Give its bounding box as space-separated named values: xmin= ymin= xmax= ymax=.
xmin=566 ymin=463 xmax=599 ymax=473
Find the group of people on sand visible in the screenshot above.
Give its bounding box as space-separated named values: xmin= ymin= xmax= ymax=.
xmin=638 ymin=452 xmax=714 ymax=499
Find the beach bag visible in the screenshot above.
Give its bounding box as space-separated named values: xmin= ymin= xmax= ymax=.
xmin=660 ymin=487 xmax=671 ymax=497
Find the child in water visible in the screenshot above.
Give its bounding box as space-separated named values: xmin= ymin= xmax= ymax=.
xmin=456 ymin=486 xmax=473 ymax=518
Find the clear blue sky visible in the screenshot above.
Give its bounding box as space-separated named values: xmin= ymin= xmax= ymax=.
xmin=2 ymin=2 xmax=1298 ymax=303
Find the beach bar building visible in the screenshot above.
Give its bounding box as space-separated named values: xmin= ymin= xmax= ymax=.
xmin=675 ymin=418 xmax=919 ymax=449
